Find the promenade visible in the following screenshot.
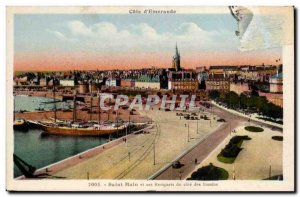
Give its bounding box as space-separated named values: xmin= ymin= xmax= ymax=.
xmin=51 ymin=107 xmax=223 ymax=179
xmin=152 ymin=102 xmax=283 ymax=180
xmin=185 ymin=125 xmax=283 ymax=180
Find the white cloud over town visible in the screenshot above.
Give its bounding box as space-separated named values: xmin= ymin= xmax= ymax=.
xmin=46 ymin=20 xmax=238 ymax=54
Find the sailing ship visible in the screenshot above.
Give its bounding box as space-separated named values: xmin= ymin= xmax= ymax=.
xmin=39 ymin=121 xmax=128 ymax=136
xmin=39 ymin=83 xmax=129 ymax=136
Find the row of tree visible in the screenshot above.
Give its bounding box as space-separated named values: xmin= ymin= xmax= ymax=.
xmin=209 ymin=90 xmax=283 ymax=120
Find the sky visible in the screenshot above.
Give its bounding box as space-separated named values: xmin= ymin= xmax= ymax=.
xmin=14 ymin=13 xmax=282 ymax=71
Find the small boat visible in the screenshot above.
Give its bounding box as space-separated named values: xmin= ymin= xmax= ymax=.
xmin=13 ymin=119 xmax=29 ymax=131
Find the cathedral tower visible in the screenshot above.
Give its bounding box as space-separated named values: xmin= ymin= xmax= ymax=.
xmin=172 ymin=43 xmax=181 ymax=71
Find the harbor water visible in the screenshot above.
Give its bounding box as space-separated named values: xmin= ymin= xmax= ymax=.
xmin=14 ymin=96 xmax=109 ymax=178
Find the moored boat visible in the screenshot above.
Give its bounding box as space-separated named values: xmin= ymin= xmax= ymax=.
xmin=13 ymin=119 xmax=29 ymax=131
xmin=39 ymin=121 xmax=127 ymax=136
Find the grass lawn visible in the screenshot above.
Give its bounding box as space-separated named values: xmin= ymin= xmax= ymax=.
xmin=187 ymin=163 xmax=229 ymax=180
xmin=217 ymin=135 xmax=251 ymax=164
xmin=245 ymin=126 xmax=264 ymax=132
xmin=272 ymin=136 xmax=283 ymax=141
xmin=217 ymin=154 xmax=236 ymax=163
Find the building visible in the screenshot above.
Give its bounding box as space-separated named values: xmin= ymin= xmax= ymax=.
xmin=168 ymin=71 xmax=198 ymax=91
xmin=168 ymin=79 xmax=198 ymax=91
xmin=135 ymin=75 xmax=160 ymax=89
xmin=121 ymin=79 xmax=135 ymax=88
xmin=206 ymin=74 xmax=230 ymax=92
xmin=230 ymin=82 xmax=250 ymax=95
xmin=159 ymin=69 xmax=168 ymax=89
xmin=39 ymin=78 xmax=47 ymax=86
xmin=89 ymin=83 xmax=98 ymax=93
xmin=259 ymin=92 xmax=283 ymax=107
xmin=269 ymin=72 xmax=283 ymax=93
xmin=105 ymin=78 xmax=121 ymax=87
xmin=59 ymin=77 xmax=75 ymax=87
xmin=209 ymin=66 xmax=237 ymax=74
xmin=257 ymin=68 xmax=277 ymax=82
xmin=240 ymin=65 xmax=257 ymax=72
xmin=238 ymin=70 xmax=259 ymax=81
xmin=16 ymin=76 xmax=29 ymax=86
xmin=172 ymin=44 xmax=181 ymax=71
xmin=78 ymin=83 xmax=89 ymax=94
xmin=197 ymin=71 xmax=209 ymax=81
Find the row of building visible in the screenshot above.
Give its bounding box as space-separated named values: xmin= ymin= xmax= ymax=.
xmin=14 ymin=44 xmax=283 ymax=95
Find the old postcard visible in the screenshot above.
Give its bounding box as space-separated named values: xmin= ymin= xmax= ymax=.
xmin=6 ymin=6 xmax=294 ymax=192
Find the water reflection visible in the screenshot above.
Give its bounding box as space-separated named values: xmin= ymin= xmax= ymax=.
xmin=14 ymin=128 xmax=107 ymax=178
xmin=14 ymin=95 xmax=109 ymax=178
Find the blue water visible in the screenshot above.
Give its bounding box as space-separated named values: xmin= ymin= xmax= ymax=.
xmin=14 ymin=95 xmax=72 ymax=112
xmin=14 ymin=96 xmax=108 ymax=178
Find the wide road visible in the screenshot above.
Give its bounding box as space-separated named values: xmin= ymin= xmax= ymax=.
xmin=153 ymin=103 xmax=282 ymax=180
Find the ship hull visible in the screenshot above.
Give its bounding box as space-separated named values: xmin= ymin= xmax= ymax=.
xmin=13 ymin=121 xmax=29 ymax=131
xmin=40 ymin=124 xmax=125 ymax=136
xmin=13 ymin=123 xmax=29 ymax=131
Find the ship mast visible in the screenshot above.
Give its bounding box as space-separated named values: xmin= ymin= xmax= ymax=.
xmin=73 ymin=91 xmax=77 ymax=122
xmin=90 ymin=95 xmax=93 ymax=121
xmin=98 ymin=93 xmax=101 ymax=125
xmin=107 ymin=98 xmax=111 ymax=122
xmin=90 ymin=79 xmax=93 ymax=122
xmin=53 ymin=84 xmax=57 ymax=123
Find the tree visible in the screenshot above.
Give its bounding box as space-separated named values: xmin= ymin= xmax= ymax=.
xmin=209 ymin=90 xmax=220 ymax=100
xmin=223 ymin=91 xmax=239 ymax=109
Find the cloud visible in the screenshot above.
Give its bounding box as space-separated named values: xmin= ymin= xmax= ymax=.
xmin=46 ymin=20 xmax=238 ymax=54
xmin=46 ymin=28 xmax=78 ymax=42
xmin=46 ymin=29 xmax=67 ymax=39
xmin=68 ymin=20 xmax=92 ymax=36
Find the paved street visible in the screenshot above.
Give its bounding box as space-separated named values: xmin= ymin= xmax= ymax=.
xmin=153 ymin=103 xmax=282 ymax=180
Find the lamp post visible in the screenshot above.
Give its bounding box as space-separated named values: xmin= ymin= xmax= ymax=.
xmin=153 ymin=142 xmax=156 ymax=165
xmin=269 ymin=165 xmax=272 ymax=179
xmin=188 ymin=122 xmax=190 ymax=142
xmin=197 ymin=119 xmax=199 ymax=134
xmin=153 ymin=123 xmax=158 ymax=165
xmin=232 ymin=164 xmax=235 ymax=180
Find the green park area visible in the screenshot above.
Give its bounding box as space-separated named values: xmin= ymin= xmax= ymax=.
xmin=245 ymin=126 xmax=264 ymax=132
xmin=272 ymin=136 xmax=283 ymax=141
xmin=187 ymin=163 xmax=229 ymax=180
xmin=217 ymin=135 xmax=251 ymax=164
xmin=209 ymin=90 xmax=283 ymax=122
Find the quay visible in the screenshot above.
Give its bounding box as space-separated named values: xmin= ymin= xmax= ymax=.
xmin=14 ymin=93 xmax=283 ymax=180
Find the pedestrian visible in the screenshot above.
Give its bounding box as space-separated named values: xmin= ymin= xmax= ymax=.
xmin=195 ymin=158 xmax=197 ymax=164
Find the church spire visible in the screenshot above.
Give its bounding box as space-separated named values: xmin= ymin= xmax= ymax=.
xmin=175 ymin=42 xmax=180 ymax=57
xmin=172 ymin=42 xmax=181 ymax=71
